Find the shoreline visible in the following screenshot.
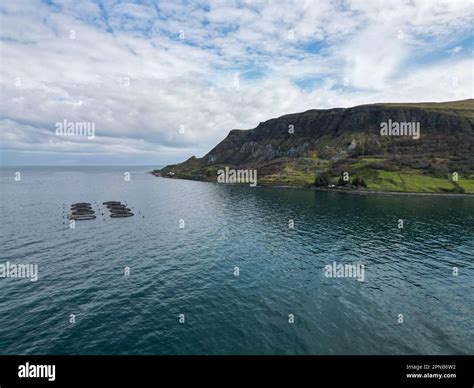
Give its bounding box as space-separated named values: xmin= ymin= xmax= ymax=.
xmin=151 ymin=173 xmax=474 ymax=198
xmin=268 ymin=185 xmax=474 ymax=198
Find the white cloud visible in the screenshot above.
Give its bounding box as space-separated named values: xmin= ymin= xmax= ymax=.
xmin=448 ymin=46 xmax=463 ymax=55
xmin=0 ymin=0 xmax=472 ymax=165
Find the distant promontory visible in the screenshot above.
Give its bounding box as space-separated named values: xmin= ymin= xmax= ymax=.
xmin=154 ymin=99 xmax=474 ymax=194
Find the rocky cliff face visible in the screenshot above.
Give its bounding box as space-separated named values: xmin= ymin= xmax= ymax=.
xmin=156 ymin=99 xmax=474 ymax=192
xmin=202 ymin=101 xmax=473 ymax=164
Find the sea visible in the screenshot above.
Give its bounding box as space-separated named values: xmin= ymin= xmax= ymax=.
xmin=0 ymin=166 xmax=473 ymax=355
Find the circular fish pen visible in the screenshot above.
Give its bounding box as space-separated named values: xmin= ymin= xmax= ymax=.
xmin=104 ymin=201 xmax=134 ymax=218
xmin=69 ymin=214 xmax=97 ymax=220
xmin=108 ymin=207 xmax=131 ymax=212
xmin=72 ymin=208 xmax=94 ymax=212
xmin=71 ymin=206 xmax=93 ymax=211
xmin=71 ymin=210 xmax=95 ymax=215
xmin=69 ymin=202 xmax=96 ymax=221
xmin=65 ymin=201 xmax=137 ymax=221
xmin=110 ymin=212 xmax=134 ymax=218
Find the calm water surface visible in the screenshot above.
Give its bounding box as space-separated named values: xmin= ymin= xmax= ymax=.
xmin=0 ymin=166 xmax=473 ymax=355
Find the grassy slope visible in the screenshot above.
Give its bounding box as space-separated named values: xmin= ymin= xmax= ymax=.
xmin=156 ymin=156 xmax=474 ymax=194
xmin=257 ymin=157 xmax=474 ymax=193
xmin=156 ymin=100 xmax=474 ymax=194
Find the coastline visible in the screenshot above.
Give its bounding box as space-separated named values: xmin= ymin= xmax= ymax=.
xmin=270 ymin=185 xmax=474 ymax=198
xmin=151 ymin=173 xmax=474 ymax=198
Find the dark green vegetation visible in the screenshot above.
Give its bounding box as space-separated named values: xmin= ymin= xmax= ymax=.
xmin=155 ymin=99 xmax=474 ymax=193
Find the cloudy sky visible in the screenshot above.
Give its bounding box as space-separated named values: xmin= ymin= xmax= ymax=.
xmin=0 ymin=0 xmax=472 ymax=166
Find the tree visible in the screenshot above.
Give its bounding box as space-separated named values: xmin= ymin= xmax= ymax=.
xmin=315 ymin=172 xmax=330 ymax=187
xmin=338 ymin=175 xmax=349 ymax=186
xmin=352 ymin=176 xmax=367 ymax=188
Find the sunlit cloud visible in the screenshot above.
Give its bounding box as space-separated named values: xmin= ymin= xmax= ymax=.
xmin=0 ymin=0 xmax=472 ymax=165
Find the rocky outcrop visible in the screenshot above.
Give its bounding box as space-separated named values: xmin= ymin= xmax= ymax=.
xmin=156 ymin=99 xmax=474 ymax=183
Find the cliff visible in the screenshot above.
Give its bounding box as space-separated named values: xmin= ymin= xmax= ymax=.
xmin=155 ymin=99 xmax=474 ymax=193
